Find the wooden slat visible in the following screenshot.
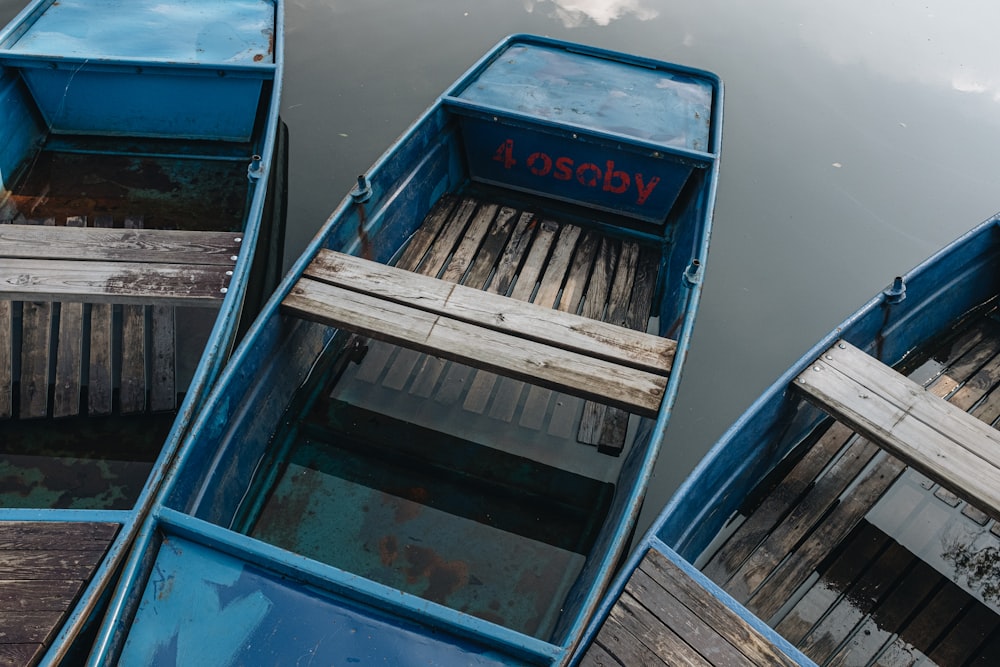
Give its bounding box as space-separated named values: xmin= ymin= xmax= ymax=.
xmin=88 ymin=216 xmax=113 ymax=416
xmin=19 ymin=300 xmax=51 ymax=419
xmin=52 ymin=215 xmax=87 ymax=418
xmin=460 ymin=212 xmax=540 ymax=413
xmin=0 ymin=257 xmax=233 ymax=306
xmin=796 ymin=339 xmax=1000 ymax=520
xmin=0 ymin=300 xmax=10 ymax=419
xmin=585 ymin=548 xmax=798 ymax=667
xmin=120 ymin=305 xmax=146 ymax=414
xmin=52 ymin=302 xmax=83 ymax=418
xmin=302 ymin=250 xmax=675 ymax=375
xmin=596 ymin=246 xmax=661 ymax=455
xmin=0 ymin=225 xmax=242 ymax=265
xmin=149 ymin=305 xmax=176 ymax=412
xmin=283 ymin=277 xmax=667 ymax=417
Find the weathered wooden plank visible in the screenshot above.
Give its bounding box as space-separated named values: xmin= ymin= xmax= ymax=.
xmin=0 ymin=551 xmax=106 ymax=579
xmin=88 ymin=302 xmax=113 ymax=416
xmin=794 ymin=536 xmax=912 ymax=663
xmin=796 ymin=340 xmax=1000 ymax=520
xmin=520 ymin=225 xmax=582 ymax=430
xmin=597 ymin=245 xmax=661 ymax=455
xmin=607 ymin=592 xmax=710 ymax=666
xmin=576 ymin=238 xmax=618 ymax=443
xmin=409 ymin=207 xmax=520 ymax=400
xmin=703 ymin=421 xmax=857 ymax=585
xmin=878 ymin=582 xmax=972 ymax=664
xmin=384 ymin=203 xmax=500 ymax=392
xmin=590 ymin=614 xmax=674 ymax=667
xmin=302 ymin=250 xmax=675 ymax=375
xmin=641 ymin=548 xmax=799 ymax=667
xmin=88 ymin=217 xmax=113 ymax=416
xmin=460 ymin=212 xmax=539 ymax=413
xmin=772 ymin=521 xmax=888 ymax=645
xmin=284 ymin=278 xmax=667 ymax=417
xmin=417 ymin=197 xmax=478 ymax=278
xmin=744 ymin=453 xmax=908 ymax=621
xmin=0 ymin=300 xmax=10 ymax=419
xmin=52 ymin=214 xmax=87 ymax=419
xmin=149 ymin=305 xmax=176 ymax=412
xmin=0 ymin=643 xmax=44 ymax=667
xmin=0 ymin=225 xmax=242 ymax=266
xmin=577 ymin=641 xmax=622 ymax=667
xmin=827 ymin=558 xmax=941 ymax=666
xmin=927 ymin=601 xmax=1000 ymax=665
xmin=624 ymin=568 xmax=760 ymax=666
xmin=485 ymin=219 xmax=564 ymax=422
xmin=439 ymin=203 xmax=498 ymax=284
xmin=0 ymin=257 xmax=233 ymax=306
xmin=120 ymin=304 xmax=146 ymax=414
xmin=0 ymin=579 xmax=81 ymax=612
xmin=19 ymin=300 xmax=51 ymax=419
xmin=52 ymin=302 xmax=83 ymax=418
xmin=0 ymin=610 xmax=64 ymax=645
xmin=0 ymin=521 xmax=118 ymax=550
xmin=579 ymin=240 xmax=640 ymax=446
xmin=723 ymin=437 xmax=882 ymax=602
xmin=394 ymin=195 xmax=458 ymax=272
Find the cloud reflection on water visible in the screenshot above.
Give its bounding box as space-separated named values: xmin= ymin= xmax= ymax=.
xmin=523 ymin=0 xmax=657 ymax=28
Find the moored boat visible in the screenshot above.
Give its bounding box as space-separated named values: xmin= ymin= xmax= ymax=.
xmin=88 ymin=34 xmax=722 ymax=665
xmin=577 ymin=215 xmax=1000 ymax=665
xmin=0 ymin=0 xmax=284 ymax=663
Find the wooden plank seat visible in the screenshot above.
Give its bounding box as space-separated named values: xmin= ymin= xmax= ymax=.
xmin=795 ymin=339 xmax=1000 ymax=521
xmin=0 ymin=218 xmax=241 ymax=419
xmin=282 ymin=249 xmax=676 ymax=418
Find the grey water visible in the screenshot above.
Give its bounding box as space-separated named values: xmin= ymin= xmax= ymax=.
xmin=5 ymin=0 xmax=1000 ymax=541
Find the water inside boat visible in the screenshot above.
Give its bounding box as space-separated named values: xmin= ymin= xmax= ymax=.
xmin=0 ymin=136 xmax=258 ymax=506
xmin=231 ymin=192 xmax=671 ymax=639
xmin=695 ymin=298 xmax=1000 ymax=665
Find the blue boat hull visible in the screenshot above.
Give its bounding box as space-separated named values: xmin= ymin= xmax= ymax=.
xmin=0 ymin=0 xmax=285 ymax=663
xmin=91 ymin=35 xmax=721 ymax=666
xmin=578 ymin=215 xmax=1000 ymax=665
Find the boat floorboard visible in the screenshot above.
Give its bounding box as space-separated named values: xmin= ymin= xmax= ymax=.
xmin=700 ymin=308 xmax=1000 ymax=666
xmin=0 ymin=521 xmax=118 ymax=667
xmin=322 ymin=193 xmax=665 ymax=471
xmin=580 ymin=547 xmax=798 ymax=666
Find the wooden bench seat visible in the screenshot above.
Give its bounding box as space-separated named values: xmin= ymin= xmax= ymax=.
xmin=0 ymin=224 xmax=241 ymax=305
xmin=282 ymin=249 xmax=675 ymax=418
xmin=795 ymin=339 xmax=1000 ymax=521
xmin=0 ymin=219 xmax=241 ymax=419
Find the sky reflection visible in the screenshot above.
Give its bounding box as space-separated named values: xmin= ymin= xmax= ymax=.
xmin=523 ymin=0 xmax=657 ymax=28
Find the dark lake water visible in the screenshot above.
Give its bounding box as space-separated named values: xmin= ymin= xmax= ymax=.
xmin=4 ymin=0 xmax=1000 ymax=537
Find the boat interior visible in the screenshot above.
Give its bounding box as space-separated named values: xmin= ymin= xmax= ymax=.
xmin=682 ymin=295 xmax=1000 ymax=665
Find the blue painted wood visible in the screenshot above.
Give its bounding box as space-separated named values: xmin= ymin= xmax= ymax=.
xmin=0 ymin=0 xmax=285 ymax=663
xmin=574 ymin=214 xmax=1000 ymax=664
xmin=89 ymin=34 xmax=722 ymax=667
xmin=0 ymin=0 xmax=277 ymax=140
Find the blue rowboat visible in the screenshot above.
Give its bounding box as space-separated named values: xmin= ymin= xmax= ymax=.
xmin=578 ymin=215 xmax=1000 ymax=665
xmin=89 ymin=35 xmax=721 ymax=666
xmin=0 ymin=0 xmax=284 ymax=663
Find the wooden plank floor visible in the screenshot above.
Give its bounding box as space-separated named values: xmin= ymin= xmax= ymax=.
xmin=580 ymin=547 xmax=799 ymax=666
xmin=700 ymin=310 xmax=1000 ymax=666
xmin=334 ymin=193 xmax=664 ymax=461
xmin=0 ymin=521 xmax=118 ymax=667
